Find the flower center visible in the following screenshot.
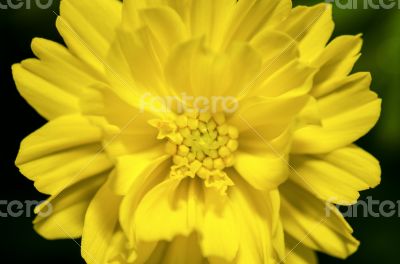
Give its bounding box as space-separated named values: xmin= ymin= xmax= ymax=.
xmin=150 ymin=111 xmax=239 ymax=194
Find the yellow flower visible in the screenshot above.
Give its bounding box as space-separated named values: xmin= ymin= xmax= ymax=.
xmin=13 ymin=0 xmax=381 ymax=263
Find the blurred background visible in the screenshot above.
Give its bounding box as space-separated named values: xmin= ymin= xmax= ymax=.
xmin=0 ymin=0 xmax=398 ymax=263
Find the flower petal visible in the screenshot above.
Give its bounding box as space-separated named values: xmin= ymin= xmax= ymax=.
xmin=234 ymin=150 xmax=289 ymax=190
xmin=109 ymin=150 xmax=169 ymax=195
xmin=280 ymin=3 xmax=334 ymax=62
xmin=12 ymin=63 xmax=79 ymax=120
xmin=119 ymin=161 xmax=170 ymax=243
xmin=165 ymin=39 xmax=261 ymax=99
xmin=16 ymin=115 xmax=113 ymax=195
xmin=81 ymin=183 xmax=122 ymax=264
xmin=139 ymin=6 xmax=188 ymax=59
xmin=165 ymin=234 xmax=205 ymax=264
xmin=145 ymin=234 xmax=204 ymax=264
xmin=188 ymin=0 xmax=236 ymax=49
xmin=250 ymin=30 xmax=300 ymax=75
xmin=231 ymin=95 xmax=309 ymax=132
xmin=223 ymin=0 xmax=291 ymax=47
xmin=33 ymin=174 xmax=106 ymax=239
xmin=292 ymin=73 xmax=381 ymax=154
xmin=312 ymin=35 xmax=363 ymax=94
xmin=200 ymin=188 xmax=239 ymax=261
xmin=133 ymin=179 xmax=200 ymax=241
xmin=136 ymin=0 xmax=237 ymax=50
xmin=284 ymin=235 xmax=318 ymax=264
xmin=230 ymin=174 xmax=283 ymax=263
xmin=57 ymin=0 xmax=122 ymax=72
xmin=133 ymin=178 xmax=239 ymax=262
xmin=109 ymin=5 xmax=188 ymax=99
xmin=233 ymin=121 xmax=291 ymax=190
xmin=280 ymin=181 xmax=359 ymax=259
xmin=140 ymin=0 xmax=291 ymax=50
xmin=289 ymin=145 xmax=381 ymax=205
xmin=251 ymin=59 xmax=316 ymax=97
xmin=114 ymin=26 xmax=166 ymax=96
xmin=12 ymin=38 xmax=103 ymax=120
xmin=90 ymin=86 xmax=162 ymax=157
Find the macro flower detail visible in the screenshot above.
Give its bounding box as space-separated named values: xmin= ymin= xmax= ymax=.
xmin=150 ymin=111 xmax=238 ymax=194
xmin=12 ymin=0 xmax=381 ymax=263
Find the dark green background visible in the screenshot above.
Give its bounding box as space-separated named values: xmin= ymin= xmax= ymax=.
xmin=0 ymin=0 xmax=398 ymax=263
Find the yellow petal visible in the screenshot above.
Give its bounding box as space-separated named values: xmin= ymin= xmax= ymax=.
xmin=13 ymin=37 xmax=110 ymax=120
xmin=290 ymin=145 xmax=380 ymax=205
xmin=133 ymin=236 xmax=204 ymax=264
xmin=101 ymin=37 xmax=140 ymax=109
xmin=295 ymin=96 xmax=322 ymax=129
xmin=96 ymin=86 xmax=162 ymax=157
xmin=284 ymin=235 xmax=318 ymax=264
xmin=117 ymin=25 xmax=169 ymax=96
xmin=312 ymin=35 xmax=363 ymax=92
xmin=164 ymin=39 xmax=208 ymax=97
xmin=139 ymin=6 xmax=187 ymax=58
xmin=138 ymin=242 xmax=169 ymax=264
xmin=109 ymin=5 xmax=188 ymax=101
xmin=109 ymin=150 xmax=169 ymax=195
xmin=29 ymin=38 xmax=104 ymax=92
xmin=16 ymin=115 xmax=102 ymax=164
xmin=16 ymin=115 xmax=113 ymax=195
xmin=318 ymin=145 xmax=381 ymax=188
xmin=223 ymin=0 xmax=291 ymax=47
xmin=57 ymin=0 xmax=122 ymax=72
xmin=33 ymin=174 xmax=106 ymax=239
xmin=200 ymin=188 xmax=239 ymax=261
xmin=162 ymin=234 xmax=204 ymax=264
xmin=230 ymin=175 xmax=282 ymax=263
xmin=133 ymin=178 xmax=239 ymax=262
xmin=292 ymin=73 xmax=381 ymax=154
xmin=106 ymin=229 xmax=133 ymax=263
xmin=12 ymin=63 xmax=79 ymax=120
xmin=252 ymin=59 xmax=316 ymax=97
xmin=144 ymin=234 xmax=204 ymax=264
xmin=165 ymin=39 xmax=261 ymax=99
xmin=280 ymin=3 xmax=334 ymax=62
xmin=188 ymin=0 xmax=236 ymax=49
xmin=231 ymin=95 xmax=309 ymax=132
xmin=280 ymin=181 xmax=359 ymax=259
xmin=139 ymin=0 xmax=291 ymax=51
xmin=234 ymin=151 xmax=289 ymax=190
xmin=81 ymin=183 xmax=122 ymax=264
xmin=250 ymin=30 xmax=300 ymax=75
xmin=133 ymin=179 xmax=199 ymax=242
xmin=120 ymin=161 xmax=171 ymax=243
xmin=220 ymin=42 xmax=262 ymax=99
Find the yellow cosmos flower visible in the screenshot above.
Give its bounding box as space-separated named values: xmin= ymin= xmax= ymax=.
xmin=13 ymin=0 xmax=381 ymax=263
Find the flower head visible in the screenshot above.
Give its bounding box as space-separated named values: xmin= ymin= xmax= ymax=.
xmin=13 ymin=0 xmax=381 ymax=263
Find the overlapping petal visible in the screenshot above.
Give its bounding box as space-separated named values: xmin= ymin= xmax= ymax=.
xmin=292 ymin=72 xmax=381 ymax=154
xmin=289 ymin=145 xmax=381 ymax=204
xmin=280 ymin=181 xmax=360 ymax=258
xmin=33 ymin=174 xmax=106 ymax=239
xmin=16 ymin=115 xmax=113 ymax=195
xmin=57 ymin=0 xmax=122 ymax=72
